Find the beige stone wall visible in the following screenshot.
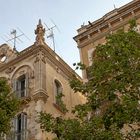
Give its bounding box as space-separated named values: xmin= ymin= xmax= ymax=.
xmin=79 ymin=17 xmax=140 ymax=68
xmin=0 ymin=43 xmax=86 ymax=140
xmin=74 ymin=1 xmax=140 ymax=79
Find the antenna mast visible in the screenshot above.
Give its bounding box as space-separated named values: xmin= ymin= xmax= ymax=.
xmin=1 ymin=28 xmax=30 ymax=51
xmin=44 ymin=23 xmax=56 ymax=51
xmin=11 ymin=29 xmax=17 ymax=50
xmin=6 ymin=29 xmax=24 ymax=51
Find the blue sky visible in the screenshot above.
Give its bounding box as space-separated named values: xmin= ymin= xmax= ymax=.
xmin=0 ymin=0 xmax=132 ymax=75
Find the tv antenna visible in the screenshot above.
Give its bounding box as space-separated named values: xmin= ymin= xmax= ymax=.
xmin=113 ymin=0 xmax=116 ymax=9
xmin=1 ymin=27 xmax=30 ymax=51
xmin=44 ymin=19 xmax=60 ymax=52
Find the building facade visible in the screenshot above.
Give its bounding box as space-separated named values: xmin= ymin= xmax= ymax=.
xmin=0 ymin=20 xmax=85 ymax=140
xmin=74 ymin=0 xmax=140 ymax=79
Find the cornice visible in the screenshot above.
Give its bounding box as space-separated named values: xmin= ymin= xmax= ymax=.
xmin=38 ymin=45 xmax=81 ymax=80
xmin=76 ymin=12 xmax=140 ymax=49
xmin=0 ymin=43 xmax=81 ymax=81
xmin=0 ymin=45 xmax=38 ymax=72
xmin=74 ymin=0 xmax=140 ymax=43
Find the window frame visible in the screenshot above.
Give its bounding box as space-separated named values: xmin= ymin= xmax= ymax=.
xmin=54 ymin=79 xmax=63 ymax=106
xmin=13 ymin=73 xmax=29 ymax=98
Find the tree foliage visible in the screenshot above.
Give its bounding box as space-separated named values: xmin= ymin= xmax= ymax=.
xmin=0 ymin=77 xmax=20 ymax=137
xmin=39 ymin=20 xmax=140 ymax=139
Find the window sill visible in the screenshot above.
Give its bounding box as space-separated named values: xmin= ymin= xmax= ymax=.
xmin=20 ymin=96 xmax=31 ymax=104
xmin=53 ymin=103 xmax=66 ymax=114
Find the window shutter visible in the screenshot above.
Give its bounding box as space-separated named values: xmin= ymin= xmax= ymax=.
xmin=17 ymin=80 xmax=21 ymax=98
xmin=12 ymin=79 xmax=17 ymax=94
xmin=21 ymin=113 xmax=27 ymax=130
xmin=10 ymin=118 xmax=15 ymax=139
xmin=14 ymin=116 xmax=18 ymax=132
xmin=13 ymin=116 xmax=18 ymax=140
xmin=21 ymin=113 xmax=27 ymax=139
xmin=25 ymin=73 xmax=29 ymax=97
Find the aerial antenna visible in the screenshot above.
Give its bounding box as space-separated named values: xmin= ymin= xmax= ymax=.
xmin=44 ymin=23 xmax=56 ymax=51
xmin=44 ymin=19 xmax=60 ymax=52
xmin=8 ymin=29 xmax=24 ymax=50
xmin=114 ymin=4 xmax=116 ymax=9
xmin=113 ymin=0 xmax=116 ymax=9
xmin=17 ymin=27 xmax=31 ymax=41
xmin=1 ymin=28 xmax=30 ymax=51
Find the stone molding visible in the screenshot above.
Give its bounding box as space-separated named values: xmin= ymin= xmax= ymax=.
xmin=76 ymin=14 xmax=140 ymax=48
xmin=0 ymin=44 xmax=80 ymax=80
xmin=32 ymin=89 xmax=48 ymax=103
xmin=5 ymin=66 xmax=16 ymax=74
xmin=74 ymin=0 xmax=140 ymax=47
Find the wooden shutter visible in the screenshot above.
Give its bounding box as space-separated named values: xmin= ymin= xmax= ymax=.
xmin=14 ymin=116 xmax=18 ymax=140
xmin=21 ymin=113 xmax=27 ymax=139
xmin=12 ymin=79 xmax=17 ymax=94
xmin=21 ymin=113 xmax=27 ymax=130
xmin=25 ymin=73 xmax=29 ymax=97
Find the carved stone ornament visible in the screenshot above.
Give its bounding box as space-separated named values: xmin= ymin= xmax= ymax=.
xmin=33 ymin=90 xmax=48 ymax=103
xmin=5 ymin=66 xmax=16 ymax=74
xmin=34 ymin=52 xmax=46 ymax=64
xmin=0 ymin=44 xmax=17 ymax=64
xmin=42 ymin=54 xmax=46 ymax=64
xmin=34 ymin=19 xmax=46 ymax=45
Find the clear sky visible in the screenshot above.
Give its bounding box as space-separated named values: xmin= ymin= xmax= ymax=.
xmin=0 ymin=0 xmax=132 ymax=75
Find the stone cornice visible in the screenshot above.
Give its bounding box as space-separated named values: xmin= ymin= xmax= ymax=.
xmin=37 ymin=45 xmax=81 ymax=80
xmin=74 ymin=0 xmax=140 ymax=46
xmin=78 ymin=15 xmax=140 ymax=48
xmin=0 ymin=45 xmax=38 ymax=72
xmin=0 ymin=43 xmax=81 ymax=80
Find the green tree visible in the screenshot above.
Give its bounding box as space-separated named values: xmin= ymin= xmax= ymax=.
xmin=0 ymin=77 xmax=20 ymax=137
xmin=39 ymin=20 xmax=140 ymax=140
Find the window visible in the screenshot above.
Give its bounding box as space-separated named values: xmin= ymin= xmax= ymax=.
xmin=14 ymin=113 xmax=27 ymax=140
xmin=14 ymin=74 xmax=28 ymax=98
xmin=54 ymin=80 xmax=63 ymax=106
xmin=6 ymin=113 xmax=28 ymax=140
xmin=54 ymin=80 xmax=67 ymax=113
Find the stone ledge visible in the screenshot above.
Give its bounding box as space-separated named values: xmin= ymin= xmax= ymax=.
xmin=32 ymin=89 xmax=48 ymax=103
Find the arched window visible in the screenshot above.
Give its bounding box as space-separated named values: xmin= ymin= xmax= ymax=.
xmin=54 ymin=80 xmax=63 ymax=106
xmin=13 ymin=74 xmax=29 ymax=98
xmin=14 ymin=112 xmax=27 ymax=140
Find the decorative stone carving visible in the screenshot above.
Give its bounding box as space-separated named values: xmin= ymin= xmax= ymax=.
xmin=29 ymin=70 xmax=35 ymax=79
xmin=0 ymin=44 xmax=17 ymax=64
xmin=34 ymin=19 xmax=45 ymax=45
xmin=34 ymin=55 xmax=40 ymax=63
xmin=5 ymin=66 xmax=16 ymax=74
xmin=34 ymin=52 xmax=46 ymax=64
xmin=0 ymin=47 xmax=7 ymax=55
xmin=33 ymin=90 xmax=48 ymax=103
xmin=42 ymin=54 xmax=46 ymax=64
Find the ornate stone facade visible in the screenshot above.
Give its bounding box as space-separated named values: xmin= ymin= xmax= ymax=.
xmin=0 ymin=20 xmax=85 ymax=140
xmin=74 ymin=0 xmax=140 ymax=79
